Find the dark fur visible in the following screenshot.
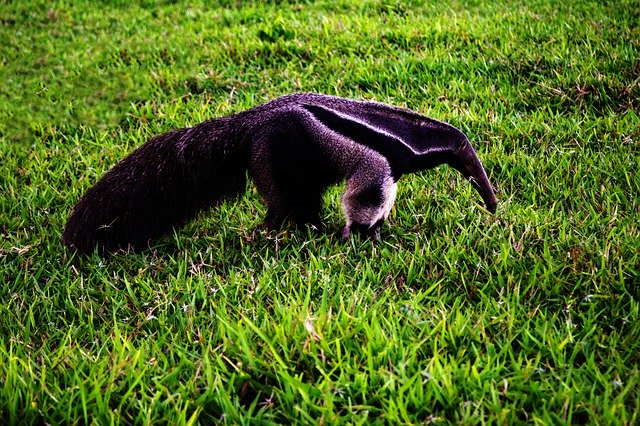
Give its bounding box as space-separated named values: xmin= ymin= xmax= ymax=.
xmin=63 ymin=93 xmax=497 ymax=255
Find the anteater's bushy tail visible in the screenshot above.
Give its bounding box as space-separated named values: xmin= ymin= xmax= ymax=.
xmin=63 ymin=119 xmax=250 ymax=255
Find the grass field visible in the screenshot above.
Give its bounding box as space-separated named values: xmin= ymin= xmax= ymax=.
xmin=1 ymin=0 xmax=639 ymax=423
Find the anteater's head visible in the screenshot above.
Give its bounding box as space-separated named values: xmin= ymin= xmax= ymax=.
xmin=450 ymin=137 xmax=498 ymax=213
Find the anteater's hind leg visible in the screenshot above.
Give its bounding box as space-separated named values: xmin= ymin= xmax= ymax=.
xmin=259 ymin=190 xmax=323 ymax=231
xmin=249 ymin=131 xmax=325 ymax=232
xmin=341 ymin=163 xmax=397 ymax=242
xmin=289 ymin=194 xmax=324 ymax=230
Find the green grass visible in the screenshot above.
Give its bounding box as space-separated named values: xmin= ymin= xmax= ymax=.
xmin=1 ymin=0 xmax=639 ymax=423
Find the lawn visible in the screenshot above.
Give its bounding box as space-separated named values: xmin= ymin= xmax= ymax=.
xmin=1 ymin=0 xmax=639 ymax=423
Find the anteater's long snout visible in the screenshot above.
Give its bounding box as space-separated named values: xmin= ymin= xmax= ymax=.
xmin=470 ymin=174 xmax=497 ymax=213
xmin=456 ymin=141 xmax=497 ymax=213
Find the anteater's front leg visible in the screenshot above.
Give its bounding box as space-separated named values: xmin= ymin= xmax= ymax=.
xmin=341 ymin=159 xmax=397 ymax=241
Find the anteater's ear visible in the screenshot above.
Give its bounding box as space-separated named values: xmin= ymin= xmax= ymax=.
xmin=456 ymin=137 xmax=469 ymax=153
